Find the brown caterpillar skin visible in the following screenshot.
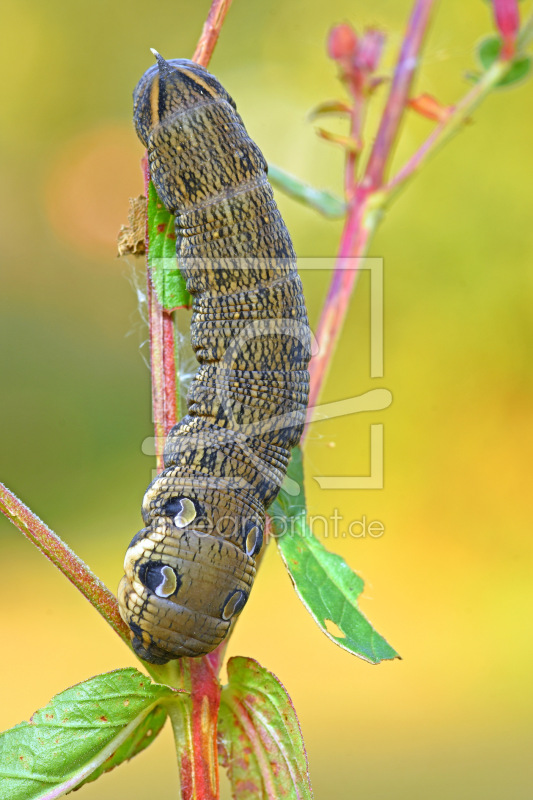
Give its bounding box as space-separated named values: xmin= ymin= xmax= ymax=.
xmin=118 ymin=54 xmax=311 ymax=663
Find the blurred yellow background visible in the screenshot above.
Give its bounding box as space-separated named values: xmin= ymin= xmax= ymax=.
xmin=1 ymin=0 xmax=532 ymax=798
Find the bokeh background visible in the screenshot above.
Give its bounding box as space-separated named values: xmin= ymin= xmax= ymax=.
xmin=1 ymin=0 xmax=532 ymax=797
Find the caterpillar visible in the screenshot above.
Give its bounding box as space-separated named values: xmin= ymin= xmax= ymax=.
xmin=118 ymin=52 xmax=311 ymax=664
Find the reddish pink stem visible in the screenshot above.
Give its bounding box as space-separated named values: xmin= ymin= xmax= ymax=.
xmin=193 ymin=0 xmax=234 ymax=67
xmin=304 ymin=188 xmax=371 ymax=435
xmin=148 ymin=291 xmax=177 ymax=468
xmin=187 ymin=659 xmax=221 ymax=798
xmin=163 ymin=314 xmax=178 ymax=428
xmin=304 ymin=0 xmax=437 ymax=438
xmin=0 ymin=482 xmax=131 ymax=647
xmin=365 ymin=0 xmax=438 ymax=188
xmin=144 ymin=157 xmax=178 ymax=475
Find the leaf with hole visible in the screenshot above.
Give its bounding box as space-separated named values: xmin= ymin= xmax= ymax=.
xmin=271 ymin=447 xmax=400 ymax=664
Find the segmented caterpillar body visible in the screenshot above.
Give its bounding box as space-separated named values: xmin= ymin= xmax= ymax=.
xmin=118 ymin=54 xmax=311 ymax=663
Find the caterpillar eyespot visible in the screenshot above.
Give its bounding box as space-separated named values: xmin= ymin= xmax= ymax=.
xmin=140 ymin=562 xmax=180 ymax=598
xmin=118 ymin=52 xmax=311 ymax=664
xmin=244 ymin=523 xmax=262 ymax=557
xmin=222 ymin=589 xmax=248 ymax=621
xmin=167 ymin=497 xmax=196 ymax=528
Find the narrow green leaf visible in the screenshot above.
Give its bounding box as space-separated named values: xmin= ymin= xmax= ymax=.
xmin=267 ymin=164 xmax=346 ymax=219
xmin=147 ymin=181 xmax=191 ymax=310
xmin=219 ymin=657 xmax=313 ymax=800
xmin=315 ymin=128 xmax=361 ymax=153
xmin=307 ymin=99 xmax=352 ymax=121
xmin=0 ymin=668 xmax=179 ymax=800
xmin=271 ymin=448 xmax=400 ymax=664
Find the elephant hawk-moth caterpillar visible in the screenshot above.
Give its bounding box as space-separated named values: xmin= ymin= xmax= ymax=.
xmin=118 ymin=52 xmax=311 ymax=664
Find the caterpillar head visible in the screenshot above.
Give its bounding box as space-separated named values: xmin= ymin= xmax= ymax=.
xmin=133 ymin=50 xmax=237 ymax=147
xmin=118 ymin=472 xmax=264 ymax=663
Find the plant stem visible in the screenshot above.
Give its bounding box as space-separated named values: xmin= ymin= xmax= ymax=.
xmin=144 ymin=159 xmax=179 ymax=473
xmin=193 ymin=0 xmax=234 ymax=67
xmin=148 ymin=287 xmax=176 ymax=473
xmin=366 ymin=0 xmax=438 ymax=188
xmin=303 ymin=188 xmax=383 ymax=436
xmin=0 ymin=482 xmax=131 ymax=647
xmin=304 ymin=0 xmax=533 ymax=427
xmin=385 ymin=57 xmax=518 ymax=197
xmin=166 ymin=657 xmax=221 ymax=800
xmin=304 ymin=0 xmax=437 ymax=433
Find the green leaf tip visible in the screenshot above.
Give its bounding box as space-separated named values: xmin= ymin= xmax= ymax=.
xmin=271 ymin=447 xmax=400 ymax=665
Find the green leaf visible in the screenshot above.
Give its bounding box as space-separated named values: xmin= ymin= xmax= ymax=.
xmin=477 ymin=35 xmax=502 ymax=70
xmin=497 ymin=55 xmax=531 ymax=87
xmin=219 ymin=657 xmax=313 ymax=800
xmin=271 ymin=448 xmax=400 ymax=664
xmin=147 ymin=181 xmax=191 ymax=310
xmin=78 ymin=705 xmax=168 ymax=788
xmin=0 ymin=668 xmax=179 ymax=800
xmin=267 ymin=164 xmax=346 ymax=219
xmin=476 ymin=36 xmax=531 ymax=88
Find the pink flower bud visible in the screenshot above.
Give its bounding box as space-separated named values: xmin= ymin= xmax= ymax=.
xmin=355 ymin=29 xmax=385 ymax=73
xmin=328 ymin=24 xmax=358 ymax=62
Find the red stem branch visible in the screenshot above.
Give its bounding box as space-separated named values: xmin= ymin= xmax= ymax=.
xmin=303 ymin=190 xmax=372 ymax=435
xmin=187 ymin=659 xmax=221 ymax=798
xmin=365 ymin=0 xmax=438 ymax=188
xmin=0 ymin=482 xmax=131 ymax=647
xmin=303 ymin=0 xmax=437 ymax=436
xmin=385 ymin=59 xmax=514 ymax=196
xmin=193 ymin=0 xmax=234 ymax=68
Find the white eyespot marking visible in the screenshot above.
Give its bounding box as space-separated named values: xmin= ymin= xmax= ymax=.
xmin=155 ymin=565 xmax=178 ymax=598
xmin=222 ymin=589 xmax=247 ymax=620
xmin=245 ymin=525 xmax=259 ymax=557
xmin=173 ymin=498 xmax=196 ymax=528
